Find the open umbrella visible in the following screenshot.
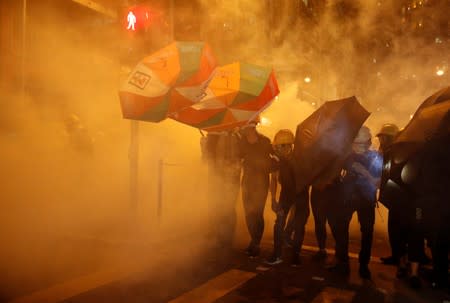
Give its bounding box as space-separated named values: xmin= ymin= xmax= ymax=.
xmin=396 ymin=100 xmax=450 ymax=144
xmin=293 ymin=96 xmax=370 ymax=191
xmin=414 ymin=85 xmax=450 ymax=115
xmin=118 ymin=41 xmax=217 ymax=122
xmin=169 ymin=62 xmax=279 ymax=132
xmin=379 ymin=88 xmax=450 ymax=206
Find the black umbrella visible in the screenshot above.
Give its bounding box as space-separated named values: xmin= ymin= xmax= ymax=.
xmin=414 ymin=85 xmax=450 ymax=115
xmin=396 ymin=100 xmax=450 ymax=144
xmin=379 ymin=89 xmax=450 ymax=207
xmin=293 ymin=96 xmax=370 ymax=191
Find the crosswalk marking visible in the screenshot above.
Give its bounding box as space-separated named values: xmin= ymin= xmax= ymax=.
xmin=8 ymin=266 xmax=134 ymax=303
xmin=167 ymin=269 xmax=256 ymax=303
xmin=7 ymin=244 xmax=381 ymax=303
xmin=311 ymin=287 xmax=356 ymax=303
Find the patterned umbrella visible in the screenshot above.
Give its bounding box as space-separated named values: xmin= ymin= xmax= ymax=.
xmin=119 ymin=41 xmax=217 ymax=122
xmin=170 ymin=62 xmax=279 ymax=132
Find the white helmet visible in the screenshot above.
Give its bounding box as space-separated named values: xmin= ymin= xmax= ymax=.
xmin=354 ymin=126 xmax=372 ymax=144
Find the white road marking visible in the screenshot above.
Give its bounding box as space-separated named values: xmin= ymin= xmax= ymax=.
xmin=167 ymin=269 xmax=256 ymax=303
xmin=8 ymin=266 xmax=134 ymax=303
xmin=311 ymin=286 xmax=356 ymax=303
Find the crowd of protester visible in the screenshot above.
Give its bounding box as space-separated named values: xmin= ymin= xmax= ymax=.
xmin=201 ymin=120 xmax=450 ymax=292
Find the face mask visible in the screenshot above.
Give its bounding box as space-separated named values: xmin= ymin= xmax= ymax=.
xmin=352 ymin=142 xmax=369 ymax=154
xmin=275 ymin=144 xmax=293 ymax=158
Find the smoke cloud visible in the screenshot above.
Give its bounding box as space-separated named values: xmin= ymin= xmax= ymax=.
xmin=2 ymin=0 xmax=447 ymax=299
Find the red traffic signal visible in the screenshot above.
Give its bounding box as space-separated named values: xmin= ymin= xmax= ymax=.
xmin=122 ymin=5 xmax=153 ymax=32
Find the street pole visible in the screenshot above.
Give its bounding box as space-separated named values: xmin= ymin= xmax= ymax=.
xmin=157 ymin=158 xmax=163 ymax=223
xmin=21 ymin=0 xmax=27 ymax=102
xmin=169 ymin=0 xmax=174 ymax=42
xmin=129 ymin=120 xmax=139 ymax=213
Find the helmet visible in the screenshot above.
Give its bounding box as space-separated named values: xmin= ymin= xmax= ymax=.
xmin=273 ymin=129 xmax=295 ymax=145
xmin=376 ymin=123 xmax=399 ymax=137
xmin=353 ymin=126 xmax=372 ymax=144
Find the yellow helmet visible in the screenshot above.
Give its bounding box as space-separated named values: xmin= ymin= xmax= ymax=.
xmin=273 ymin=129 xmax=295 ymax=145
xmin=376 ymin=123 xmax=400 ymax=137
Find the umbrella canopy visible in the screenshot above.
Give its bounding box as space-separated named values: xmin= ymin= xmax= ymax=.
xmin=293 ymin=96 xmax=370 ymax=191
xmin=414 ymin=85 xmax=450 ymax=115
xmin=379 ymin=88 xmax=450 ymax=207
xmin=119 ymin=41 xmax=217 ymax=122
xmin=396 ymin=100 xmax=450 ymax=144
xmin=170 ymin=62 xmax=279 ymax=132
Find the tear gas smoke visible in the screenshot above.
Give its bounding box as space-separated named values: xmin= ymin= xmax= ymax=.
xmin=2 ymin=0 xmax=446 ymax=298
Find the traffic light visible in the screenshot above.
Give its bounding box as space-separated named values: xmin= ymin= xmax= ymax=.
xmin=121 ymin=4 xmax=154 ymax=33
xmin=119 ymin=4 xmax=168 ymax=67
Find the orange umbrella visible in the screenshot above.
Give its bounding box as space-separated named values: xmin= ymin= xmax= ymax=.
xmin=119 ymin=41 xmax=217 ymax=122
xmin=170 ymin=62 xmax=279 ymax=132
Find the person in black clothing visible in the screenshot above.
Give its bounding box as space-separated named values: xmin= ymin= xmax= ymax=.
xmin=328 ymin=126 xmax=382 ymax=279
xmin=422 ymin=132 xmax=450 ymax=289
xmin=266 ymin=129 xmax=310 ymax=266
xmin=311 ymin=174 xmax=347 ymax=261
xmin=310 ymin=185 xmax=330 ymax=260
xmin=407 ymin=130 xmax=450 ymax=289
xmin=375 ymin=123 xmax=402 ymax=266
xmin=239 ymin=120 xmax=276 ymax=257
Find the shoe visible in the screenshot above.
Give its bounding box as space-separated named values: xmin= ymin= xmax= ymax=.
xmin=359 ymin=264 xmax=371 ymax=280
xmin=312 ymin=249 xmax=327 ymax=261
xmin=380 ymin=256 xmax=398 ymax=265
xmin=291 ymin=253 xmax=301 ymax=267
xmin=246 ymin=245 xmax=260 ymax=258
xmin=265 ymin=255 xmax=283 ymax=265
xmin=409 ymin=276 xmax=421 ymax=289
xmin=396 ymin=267 xmax=408 ymax=279
xmin=326 ymin=262 xmax=350 ymax=275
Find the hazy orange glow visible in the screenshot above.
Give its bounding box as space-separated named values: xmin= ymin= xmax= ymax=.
xmin=0 ymin=0 xmax=447 ymax=300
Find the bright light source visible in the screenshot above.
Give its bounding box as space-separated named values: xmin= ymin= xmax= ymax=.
xmin=260 ymin=116 xmax=271 ymax=126
xmin=409 ymin=114 xmax=413 ymax=120
xmin=436 ymin=69 xmax=445 ymax=76
xmin=304 ymin=77 xmax=311 ymax=83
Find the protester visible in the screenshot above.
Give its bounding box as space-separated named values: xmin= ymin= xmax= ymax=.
xmin=239 ymin=119 xmax=277 ymax=257
xmin=375 ymin=123 xmax=402 ymax=266
xmin=266 ymin=129 xmax=310 ymax=266
xmin=327 ymin=126 xmax=382 ymax=279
